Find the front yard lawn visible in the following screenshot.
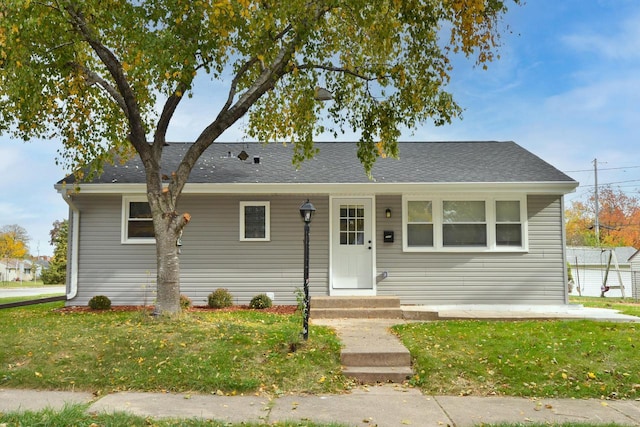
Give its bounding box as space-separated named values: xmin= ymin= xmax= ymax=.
xmin=394 ymin=319 xmax=640 ymax=399
xmin=0 ymin=302 xmax=348 ymax=395
xmin=4 ymin=299 xmax=640 ymax=400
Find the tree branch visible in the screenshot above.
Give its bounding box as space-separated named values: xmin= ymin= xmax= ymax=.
xmin=67 ymin=62 xmax=127 ymax=112
xmin=154 ymin=81 xmax=189 ymax=148
xmin=220 ymin=23 xmax=294 ymax=117
xmin=219 ymin=57 xmax=259 ymax=116
xmin=296 ymin=63 xmax=381 ymax=81
xmin=170 ymin=7 xmax=329 ymax=199
xmin=63 ymin=5 xmax=148 ymax=154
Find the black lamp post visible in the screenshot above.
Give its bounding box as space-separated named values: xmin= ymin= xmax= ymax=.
xmin=299 ymin=199 xmax=315 ymax=340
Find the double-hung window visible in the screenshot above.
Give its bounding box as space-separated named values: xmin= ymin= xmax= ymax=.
xmin=406 ymin=201 xmax=434 ymax=247
xmin=122 ymin=196 xmax=155 ymax=244
xmin=240 ymin=201 xmax=270 ymax=241
xmin=443 ymin=200 xmax=487 ymax=247
xmin=495 ymin=200 xmax=522 ymax=247
xmin=403 ymin=196 xmax=526 ymax=251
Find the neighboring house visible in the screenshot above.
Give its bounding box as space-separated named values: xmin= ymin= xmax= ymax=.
xmin=55 ymin=141 xmax=578 ymax=307
xmin=567 ymin=246 xmax=637 ymax=298
xmin=0 ymin=258 xmax=35 ymax=282
xmin=628 ymin=250 xmax=640 ymax=299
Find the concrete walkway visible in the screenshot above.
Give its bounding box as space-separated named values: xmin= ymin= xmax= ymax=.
xmin=0 ymin=286 xmax=65 ymax=298
xmin=403 ymin=303 xmax=640 ymax=322
xmin=3 ymin=386 xmax=640 ymax=426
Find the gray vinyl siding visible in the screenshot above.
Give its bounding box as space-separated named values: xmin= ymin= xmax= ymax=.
xmin=375 ymin=195 xmax=567 ymax=305
xmin=631 ymin=256 xmax=640 ymax=299
xmin=69 ymin=194 xmax=329 ymax=306
xmin=70 ymin=192 xmax=566 ymax=307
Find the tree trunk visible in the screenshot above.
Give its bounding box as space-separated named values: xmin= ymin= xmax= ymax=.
xmin=153 ymin=212 xmax=182 ymax=315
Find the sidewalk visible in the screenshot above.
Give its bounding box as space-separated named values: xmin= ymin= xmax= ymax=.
xmin=2 ymin=385 xmax=640 ymax=426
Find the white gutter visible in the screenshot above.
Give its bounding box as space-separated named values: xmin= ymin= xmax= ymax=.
xmin=56 ymin=180 xmax=579 ymax=196
xmin=56 ymin=188 xmax=80 ymax=301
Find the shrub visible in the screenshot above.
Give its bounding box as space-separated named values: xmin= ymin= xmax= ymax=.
xmin=208 ymin=288 xmax=233 ymax=308
xmin=88 ymin=295 xmax=112 ymax=310
xmin=179 ymin=294 xmax=192 ymax=309
xmin=249 ymin=293 xmax=273 ymax=309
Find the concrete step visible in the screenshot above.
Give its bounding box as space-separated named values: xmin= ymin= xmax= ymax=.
xmin=311 ymin=296 xmax=403 ymax=319
xmin=341 ymin=350 xmax=411 ymax=367
xmin=343 ymin=366 xmax=413 ymax=383
xmin=311 ymin=296 xmax=401 ymax=309
xmin=312 ymin=318 xmax=414 ymax=384
xmin=312 ymin=307 xmax=404 ymax=319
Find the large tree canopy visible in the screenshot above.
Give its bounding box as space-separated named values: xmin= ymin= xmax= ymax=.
xmin=0 ymin=224 xmax=29 ymax=261
xmin=1 ymin=0 xmax=519 ymax=314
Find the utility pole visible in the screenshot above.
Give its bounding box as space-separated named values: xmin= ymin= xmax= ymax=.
xmin=593 ymin=158 xmax=600 ymax=246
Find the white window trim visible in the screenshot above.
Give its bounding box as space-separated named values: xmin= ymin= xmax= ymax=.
xmin=240 ymin=201 xmax=271 ymax=242
xmin=121 ymin=195 xmax=156 ymax=244
xmin=402 ymin=194 xmax=528 ymax=252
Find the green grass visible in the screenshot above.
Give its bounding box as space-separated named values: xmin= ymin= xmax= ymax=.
xmin=0 ymin=302 xmax=349 ymax=395
xmin=393 ymin=319 xmax=640 ymax=399
xmin=0 ymin=404 xmax=350 ymax=427
xmin=5 ymin=299 xmax=640 ymax=402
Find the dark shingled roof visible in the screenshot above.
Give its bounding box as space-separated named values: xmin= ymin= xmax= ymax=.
xmin=61 ymin=141 xmax=577 ymax=185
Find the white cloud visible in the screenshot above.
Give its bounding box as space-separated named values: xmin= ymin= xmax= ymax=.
xmin=562 ymin=11 xmax=640 ymax=61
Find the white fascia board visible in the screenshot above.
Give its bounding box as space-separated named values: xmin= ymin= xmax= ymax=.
xmin=57 ymin=181 xmax=578 ymax=196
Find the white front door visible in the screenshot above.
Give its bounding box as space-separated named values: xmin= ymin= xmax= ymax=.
xmin=331 ymin=197 xmax=375 ymax=293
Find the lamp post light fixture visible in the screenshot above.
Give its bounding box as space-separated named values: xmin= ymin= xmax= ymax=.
xmin=299 ymin=199 xmax=316 ymax=340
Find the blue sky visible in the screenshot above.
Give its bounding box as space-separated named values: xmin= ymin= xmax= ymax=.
xmin=1 ymin=0 xmax=639 ymax=256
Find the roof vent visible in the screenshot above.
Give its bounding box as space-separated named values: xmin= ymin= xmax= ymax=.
xmin=253 ymin=156 xmax=261 ymax=164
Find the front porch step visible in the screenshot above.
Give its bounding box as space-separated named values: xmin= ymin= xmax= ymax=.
xmin=311 ymin=296 xmax=403 ymax=319
xmin=341 ymin=350 xmax=411 ymax=367
xmin=312 ymin=317 xmax=414 ymax=384
xmin=312 ymin=308 xmax=404 ymax=319
xmin=312 ymin=296 xmax=401 ymax=309
xmin=343 ymin=366 xmax=414 ymax=383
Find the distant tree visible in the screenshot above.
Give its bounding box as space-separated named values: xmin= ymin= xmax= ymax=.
xmin=565 ymin=201 xmax=597 ymax=247
xmin=41 ymin=220 xmax=68 ymax=285
xmin=0 ymin=224 xmax=29 ymax=260
xmin=1 ymin=0 xmax=521 ymax=314
xmin=565 ymin=187 xmax=640 ymax=248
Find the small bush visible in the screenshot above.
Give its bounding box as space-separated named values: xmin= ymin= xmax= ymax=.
xmin=88 ymin=295 xmax=112 ymax=310
xmin=208 ymin=288 xmax=233 ymax=308
xmin=179 ymin=294 xmax=192 ymax=309
xmin=249 ymin=293 xmax=273 ymax=309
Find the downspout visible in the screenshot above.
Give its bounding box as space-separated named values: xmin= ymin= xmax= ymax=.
xmin=57 ymin=188 xmax=80 ymax=301
xmin=560 ymin=195 xmax=569 ymax=305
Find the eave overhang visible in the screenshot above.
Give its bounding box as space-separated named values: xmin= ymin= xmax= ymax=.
xmin=55 ymin=181 xmax=579 ymax=196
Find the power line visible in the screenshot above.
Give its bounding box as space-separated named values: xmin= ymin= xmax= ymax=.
xmin=564 ymin=165 xmax=640 ymax=173
xmin=579 ymin=179 xmax=640 ymax=188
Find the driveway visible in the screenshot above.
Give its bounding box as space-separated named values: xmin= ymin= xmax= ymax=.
xmin=0 ymin=286 xmax=65 ymax=298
